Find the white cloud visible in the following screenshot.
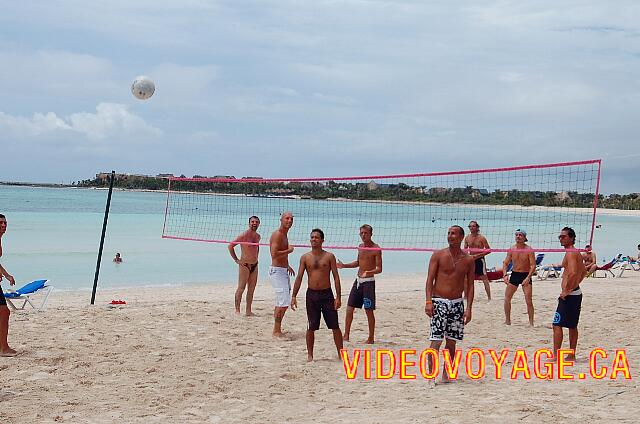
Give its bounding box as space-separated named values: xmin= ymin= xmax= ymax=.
xmin=0 ymin=103 xmax=161 ymax=141
xmin=69 ymin=103 xmax=162 ymax=140
xmin=0 ymin=111 xmax=71 ymax=136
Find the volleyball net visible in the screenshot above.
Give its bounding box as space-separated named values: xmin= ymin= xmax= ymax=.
xmin=162 ymin=159 xmax=601 ymax=252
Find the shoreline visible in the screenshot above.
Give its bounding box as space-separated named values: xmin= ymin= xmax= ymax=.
xmin=5 ymin=183 xmax=640 ymax=217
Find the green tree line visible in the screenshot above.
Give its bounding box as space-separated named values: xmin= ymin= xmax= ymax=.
xmin=76 ymin=177 xmax=640 ymax=210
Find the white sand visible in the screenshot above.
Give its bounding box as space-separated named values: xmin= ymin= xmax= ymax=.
xmin=2 ymin=271 xmax=639 ymax=423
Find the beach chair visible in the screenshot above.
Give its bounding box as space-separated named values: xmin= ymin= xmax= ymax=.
xmin=538 ymin=265 xmax=563 ymax=280
xmin=590 ymin=256 xmax=620 ymax=278
xmin=533 ymin=253 xmax=545 ymax=274
xmin=616 ymin=257 xmax=639 ymax=277
xmin=2 ymin=279 xmax=53 ymax=311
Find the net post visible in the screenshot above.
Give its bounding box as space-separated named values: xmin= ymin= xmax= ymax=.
xmin=162 ymin=177 xmax=172 ymax=237
xmin=589 ymin=160 xmax=602 ymax=247
xmin=91 ymin=170 xmax=115 ymax=305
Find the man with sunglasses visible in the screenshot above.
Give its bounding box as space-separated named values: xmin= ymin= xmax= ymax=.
xmin=553 ymin=227 xmax=586 ymax=361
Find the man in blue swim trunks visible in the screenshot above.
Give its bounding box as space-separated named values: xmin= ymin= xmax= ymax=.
xmin=553 ymin=227 xmax=586 ymax=361
xmin=502 ymin=229 xmax=536 ymax=326
xmin=337 ymin=224 xmax=382 ymax=344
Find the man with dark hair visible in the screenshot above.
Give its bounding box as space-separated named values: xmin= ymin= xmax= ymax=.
xmin=465 ymin=221 xmax=492 ymax=300
xmin=269 ymin=212 xmax=295 ymax=338
xmin=0 ymin=213 xmax=17 ymax=357
xmin=228 ymin=216 xmax=261 ymax=316
xmin=291 ymin=229 xmax=343 ymax=361
xmin=553 ymin=227 xmax=586 ymax=361
xmin=425 ymin=226 xmax=474 ymax=381
xmin=503 ymin=229 xmax=536 ymax=326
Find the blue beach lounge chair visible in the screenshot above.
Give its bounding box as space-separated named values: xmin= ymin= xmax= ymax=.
xmin=2 ymin=279 xmax=53 ymax=311
xmin=617 ymin=256 xmax=639 ymax=277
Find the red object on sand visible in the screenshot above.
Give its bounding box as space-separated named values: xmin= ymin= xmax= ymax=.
xmin=486 ymin=271 xmax=504 ymax=281
xmin=110 ymin=300 xmax=127 ymax=305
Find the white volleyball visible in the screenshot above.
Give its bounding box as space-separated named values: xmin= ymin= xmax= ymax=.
xmin=131 ymin=76 xmax=155 ymax=100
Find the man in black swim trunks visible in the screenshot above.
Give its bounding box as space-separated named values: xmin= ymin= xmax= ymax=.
xmin=228 ymin=216 xmax=261 ymax=316
xmin=0 ymin=213 xmax=17 ymax=357
xmin=553 ymin=227 xmax=586 ymax=361
xmin=464 ymin=221 xmax=492 ymax=301
xmin=502 ymin=229 xmax=536 ymax=326
xmin=291 ymin=228 xmax=343 ymax=362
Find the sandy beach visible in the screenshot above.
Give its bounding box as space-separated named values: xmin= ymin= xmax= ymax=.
xmin=2 ymin=271 xmax=639 ymax=423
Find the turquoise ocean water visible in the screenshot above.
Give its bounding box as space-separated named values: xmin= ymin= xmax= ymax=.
xmin=0 ymin=186 xmax=638 ymax=291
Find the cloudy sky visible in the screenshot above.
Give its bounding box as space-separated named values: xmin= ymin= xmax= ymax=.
xmin=0 ymin=1 xmax=638 ymax=193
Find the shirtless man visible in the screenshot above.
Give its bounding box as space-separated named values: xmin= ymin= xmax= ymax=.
xmin=581 ymin=245 xmax=597 ymax=276
xmin=0 ymin=214 xmax=17 ymax=357
xmin=503 ymin=229 xmax=536 ymax=326
xmin=291 ymin=229 xmax=343 ymax=362
xmin=464 ymin=220 xmax=492 ymax=300
xmin=553 ymin=227 xmax=586 ymax=361
xmin=228 ymin=216 xmax=261 ymax=316
xmin=425 ymin=226 xmax=474 ymax=380
xmin=337 ymin=224 xmax=382 ymax=344
xmin=269 ymin=212 xmax=295 ymax=338
xmin=628 ymin=244 xmax=640 ymax=266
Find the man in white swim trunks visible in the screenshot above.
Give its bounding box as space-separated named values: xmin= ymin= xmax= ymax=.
xmin=269 ymin=211 xmax=295 ymax=338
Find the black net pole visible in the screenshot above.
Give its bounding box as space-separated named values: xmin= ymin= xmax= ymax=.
xmin=91 ymin=170 xmax=115 ymax=305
